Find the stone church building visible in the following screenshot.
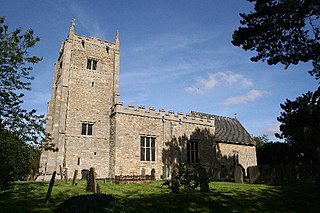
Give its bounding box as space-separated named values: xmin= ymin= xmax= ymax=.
xmin=39 ymin=21 xmax=257 ymax=180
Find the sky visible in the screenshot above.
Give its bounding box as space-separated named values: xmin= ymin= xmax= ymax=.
xmin=1 ymin=0 xmax=318 ymax=141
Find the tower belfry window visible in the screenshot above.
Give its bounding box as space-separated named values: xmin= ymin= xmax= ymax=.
xmin=87 ymin=58 xmax=98 ymax=70
xmin=81 ymin=123 xmax=93 ymax=135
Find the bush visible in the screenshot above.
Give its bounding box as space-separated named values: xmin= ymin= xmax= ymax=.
xmin=163 ymin=163 xmax=199 ymax=193
xmin=55 ymin=194 xmax=126 ymax=213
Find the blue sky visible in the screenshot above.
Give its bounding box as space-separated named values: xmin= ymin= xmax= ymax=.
xmin=1 ymin=0 xmax=318 ymax=140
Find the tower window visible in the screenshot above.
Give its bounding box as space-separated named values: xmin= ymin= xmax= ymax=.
xmin=87 ymin=58 xmax=98 ymax=70
xmin=140 ymin=136 xmax=156 ymax=162
xmin=187 ymin=140 xmax=199 ymax=163
xmin=81 ymin=123 xmax=93 ymax=135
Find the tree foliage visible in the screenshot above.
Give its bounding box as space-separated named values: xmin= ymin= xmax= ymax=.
xmin=276 ymin=87 xmax=320 ymax=164
xmin=232 ymin=0 xmax=320 ymax=79
xmin=0 ymin=16 xmax=45 ymax=144
xmin=253 ymin=134 xmax=270 ymax=148
xmin=0 ymin=128 xmax=41 ymax=184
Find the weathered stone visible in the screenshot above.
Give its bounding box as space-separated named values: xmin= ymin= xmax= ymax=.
xmin=197 ymin=165 xmax=209 ymax=192
xmin=234 ymin=165 xmax=244 ymax=183
xmin=247 ymin=166 xmax=260 ymax=184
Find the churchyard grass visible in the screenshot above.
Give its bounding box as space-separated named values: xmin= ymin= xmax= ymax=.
xmin=0 ymin=180 xmax=319 ymax=212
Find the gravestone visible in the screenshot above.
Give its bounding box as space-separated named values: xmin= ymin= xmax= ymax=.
xmin=72 ymin=170 xmax=78 ymax=186
xmin=171 ymin=170 xmax=180 ymax=193
xmin=151 ymin=169 xmax=155 ymax=180
xmin=220 ymin=165 xmax=228 ymax=179
xmin=247 ymin=166 xmax=260 ymax=184
xmin=197 ymin=165 xmax=209 ymax=192
xmin=261 ymin=165 xmax=276 ymax=184
xmin=141 ymin=168 xmax=145 ymax=176
xmin=45 ymin=171 xmax=56 ymax=204
xmin=81 ymin=169 xmax=89 ymax=180
xmin=86 ymin=167 xmax=97 ymax=193
xmin=234 ymin=165 xmax=243 ymax=183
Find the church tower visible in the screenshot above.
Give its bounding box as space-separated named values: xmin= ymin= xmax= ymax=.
xmin=39 ymin=20 xmax=120 ymax=179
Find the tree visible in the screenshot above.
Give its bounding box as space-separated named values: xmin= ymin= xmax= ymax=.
xmin=0 ymin=16 xmax=45 ymax=144
xmin=0 ymin=128 xmax=41 ymax=184
xmin=275 ymin=88 xmax=320 ymax=164
xmin=0 ymin=17 xmax=49 ymax=184
xmin=253 ymin=134 xmax=270 ymax=148
xmin=232 ymin=0 xmax=320 ymax=80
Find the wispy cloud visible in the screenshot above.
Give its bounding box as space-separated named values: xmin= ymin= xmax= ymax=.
xmin=131 ymin=32 xmax=221 ymax=56
xmin=68 ymin=2 xmax=105 ymax=38
xmin=223 ymin=90 xmax=269 ymax=105
xmin=185 ymin=71 xmax=253 ymax=95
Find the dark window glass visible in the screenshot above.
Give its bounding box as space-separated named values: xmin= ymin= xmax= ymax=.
xmin=187 ymin=140 xmax=199 ymax=163
xmin=87 ymin=124 xmax=93 ymax=135
xmin=92 ymin=60 xmax=97 ymax=70
xmin=81 ymin=123 xmax=93 ymax=136
xmin=151 ymin=138 xmax=155 ymax=147
xmin=140 ymin=148 xmax=145 ymax=161
xmin=87 ymin=59 xmax=92 ymax=69
xmin=151 ymin=147 xmax=155 ymax=161
xmin=146 ymin=148 xmax=150 ymax=161
xmin=81 ymin=123 xmax=87 ymax=135
xmin=146 ymin=137 xmax=150 ymax=147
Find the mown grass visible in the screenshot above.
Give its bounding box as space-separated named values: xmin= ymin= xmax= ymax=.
xmin=0 ymin=180 xmax=319 ymax=212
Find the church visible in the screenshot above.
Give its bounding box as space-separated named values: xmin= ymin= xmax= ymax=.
xmin=39 ymin=20 xmax=257 ymax=180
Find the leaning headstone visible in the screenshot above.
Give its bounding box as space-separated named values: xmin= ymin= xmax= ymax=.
xmin=197 ymin=165 xmax=209 ymax=192
xmin=247 ymin=166 xmax=260 ymax=184
xmin=45 ymin=171 xmax=56 ymax=204
xmin=59 ymin=165 xmax=63 ymax=181
xmin=72 ymin=170 xmax=78 ymax=186
xmin=234 ymin=165 xmax=243 ymax=183
xmin=64 ymin=168 xmax=68 ymax=183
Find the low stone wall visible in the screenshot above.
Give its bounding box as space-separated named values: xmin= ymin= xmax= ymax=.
xmin=115 ymin=175 xmax=152 ymax=184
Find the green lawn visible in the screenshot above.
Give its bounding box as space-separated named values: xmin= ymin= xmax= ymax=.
xmin=0 ymin=180 xmax=319 ymax=212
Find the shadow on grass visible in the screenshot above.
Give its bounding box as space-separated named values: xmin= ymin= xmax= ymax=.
xmin=119 ymin=187 xmax=280 ymax=212
xmin=0 ymin=181 xmax=319 ymax=212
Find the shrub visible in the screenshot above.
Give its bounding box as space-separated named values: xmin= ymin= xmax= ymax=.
xmin=163 ymin=163 xmax=199 ymax=193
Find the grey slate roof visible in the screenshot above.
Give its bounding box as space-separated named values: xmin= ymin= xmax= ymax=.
xmin=191 ymin=111 xmax=255 ymax=145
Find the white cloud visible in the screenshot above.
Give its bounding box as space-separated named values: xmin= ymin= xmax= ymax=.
xmin=263 ymin=122 xmax=281 ymax=137
xmin=185 ymin=71 xmax=253 ymax=95
xmin=223 ymin=90 xmax=268 ymax=105
xmin=218 ymin=72 xmax=253 ymax=87
xmin=185 ymin=73 xmax=219 ymax=95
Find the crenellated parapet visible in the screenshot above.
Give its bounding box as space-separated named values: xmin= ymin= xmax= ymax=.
xmin=111 ymin=102 xmax=214 ymax=126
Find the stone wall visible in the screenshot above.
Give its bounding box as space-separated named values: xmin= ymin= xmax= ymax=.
xmin=217 ymin=142 xmax=257 ymax=175
xmin=111 ymin=103 xmax=216 ymax=179
xmin=39 ymin=27 xmax=120 ymax=179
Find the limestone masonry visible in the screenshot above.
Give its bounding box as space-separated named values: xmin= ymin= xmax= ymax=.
xmin=39 ymin=20 xmax=257 ymax=180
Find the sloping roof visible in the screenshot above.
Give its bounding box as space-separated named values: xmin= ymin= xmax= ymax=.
xmin=191 ymin=111 xmax=255 ymax=145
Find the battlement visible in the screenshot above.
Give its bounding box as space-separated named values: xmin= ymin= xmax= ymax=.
xmin=112 ymin=102 xmax=214 ymax=126
xmin=66 ymin=19 xmax=119 ymax=50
